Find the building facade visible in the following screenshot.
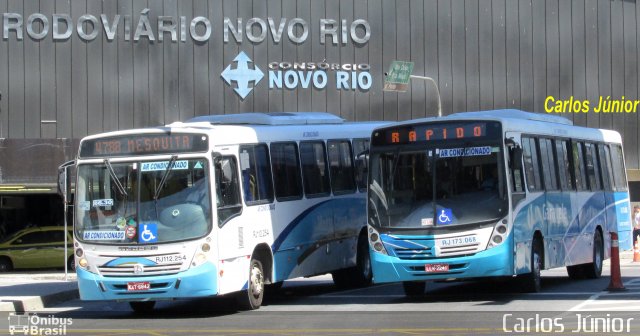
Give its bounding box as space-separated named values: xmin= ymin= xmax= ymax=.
xmin=1 ymin=0 xmax=640 ymax=233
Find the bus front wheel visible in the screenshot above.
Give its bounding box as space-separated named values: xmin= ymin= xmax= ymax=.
xmin=520 ymin=240 xmax=542 ymax=293
xmin=355 ymin=234 xmax=373 ymax=286
xmin=237 ymin=258 xmax=264 ymax=310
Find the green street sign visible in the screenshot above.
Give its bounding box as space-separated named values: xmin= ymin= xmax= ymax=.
xmin=383 ymin=61 xmax=414 ymax=92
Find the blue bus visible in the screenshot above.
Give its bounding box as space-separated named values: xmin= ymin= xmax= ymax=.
xmin=366 ymin=110 xmax=631 ymax=295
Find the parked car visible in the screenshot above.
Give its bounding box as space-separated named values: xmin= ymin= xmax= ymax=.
xmin=0 ymin=226 xmax=74 ymax=272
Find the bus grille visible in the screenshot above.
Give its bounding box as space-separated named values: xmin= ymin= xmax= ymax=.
xmin=394 ymin=247 xmax=434 ymax=259
xmin=439 ymin=244 xmax=479 ymax=256
xmin=383 ymin=235 xmax=480 ymax=259
xmin=98 ymin=263 xmax=182 ymax=277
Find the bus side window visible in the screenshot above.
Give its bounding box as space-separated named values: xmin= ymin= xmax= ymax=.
xmin=214 ymin=155 xmax=242 ymax=226
xmin=555 ymin=139 xmax=573 ymax=190
xmin=584 ymin=143 xmax=602 ymax=191
xmin=327 ymin=140 xmax=356 ymax=194
xmin=609 ymin=144 xmax=628 ymax=191
xmin=300 ymin=141 xmax=331 ymax=197
xmin=240 ymin=144 xmax=274 ymax=205
xmin=522 ymin=137 xmax=542 ymax=191
xmin=270 ymin=142 xmax=303 ymax=201
xmin=572 ymin=141 xmax=588 ymax=191
xmin=353 ymin=138 xmax=370 ymax=192
xmin=539 ymin=138 xmax=558 ymax=190
xmin=598 ymin=144 xmax=613 ymax=191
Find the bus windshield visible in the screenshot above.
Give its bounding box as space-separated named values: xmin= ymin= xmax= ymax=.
xmin=369 ymin=143 xmax=507 ymax=229
xmin=75 ymin=158 xmax=211 ymax=244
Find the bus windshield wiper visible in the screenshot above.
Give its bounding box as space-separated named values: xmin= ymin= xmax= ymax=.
xmin=153 ymin=155 xmax=178 ymax=201
xmin=104 ymin=159 xmax=128 ymax=197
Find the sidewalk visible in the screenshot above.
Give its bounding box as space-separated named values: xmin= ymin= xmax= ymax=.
xmin=0 ymin=251 xmax=636 ymax=313
xmin=0 ymin=272 xmax=78 ymax=312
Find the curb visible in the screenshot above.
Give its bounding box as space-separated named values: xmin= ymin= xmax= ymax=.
xmin=0 ymin=289 xmax=79 ymax=313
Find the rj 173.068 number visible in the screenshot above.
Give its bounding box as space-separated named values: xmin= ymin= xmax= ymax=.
xmin=438 ymin=235 xmax=477 ymax=247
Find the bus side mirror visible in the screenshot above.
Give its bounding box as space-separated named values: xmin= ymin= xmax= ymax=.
xmin=57 ymin=160 xmax=75 ymax=204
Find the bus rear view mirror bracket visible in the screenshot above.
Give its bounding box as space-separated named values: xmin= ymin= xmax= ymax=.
xmin=506 ymin=138 xmax=523 ymax=171
xmin=511 ymin=146 xmax=523 ymax=170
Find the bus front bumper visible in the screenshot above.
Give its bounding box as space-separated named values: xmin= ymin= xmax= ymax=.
xmin=371 ymin=241 xmax=513 ymax=284
xmin=77 ymin=262 xmax=218 ymax=301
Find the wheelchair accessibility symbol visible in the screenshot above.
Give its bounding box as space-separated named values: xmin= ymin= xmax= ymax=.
xmin=437 ymin=209 xmax=453 ymax=225
xmin=139 ymin=223 xmax=158 ymax=243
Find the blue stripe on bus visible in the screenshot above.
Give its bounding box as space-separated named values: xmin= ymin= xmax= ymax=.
xmin=270 ymin=200 xmax=332 ymax=253
xmin=103 ymin=257 xmax=157 ymax=267
xmin=270 ymin=197 xmax=365 ymax=281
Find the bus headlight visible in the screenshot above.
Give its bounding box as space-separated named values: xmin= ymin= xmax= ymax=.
xmin=487 ymin=219 xmax=510 ymax=249
xmin=78 ymin=258 xmax=89 ymax=269
xmin=192 ymin=253 xmax=208 ymax=267
xmin=191 ymin=242 xmax=212 ymax=267
xmin=368 ymin=225 xmax=388 ymax=255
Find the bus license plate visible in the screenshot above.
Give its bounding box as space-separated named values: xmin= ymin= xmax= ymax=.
xmin=127 ymin=282 xmax=150 ymax=291
xmin=425 ymin=264 xmax=449 ymax=273
xmin=438 ymin=235 xmax=477 ymax=247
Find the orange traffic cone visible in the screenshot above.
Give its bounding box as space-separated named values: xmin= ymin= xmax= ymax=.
xmin=607 ymin=232 xmax=626 ymax=292
xmin=634 ymin=237 xmax=640 ymax=263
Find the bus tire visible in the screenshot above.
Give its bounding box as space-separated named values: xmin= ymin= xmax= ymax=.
xmin=582 ymin=230 xmax=603 ymax=279
xmin=402 ymin=281 xmax=426 ymax=296
xmin=332 ymin=235 xmax=373 ymax=288
xmin=520 ymin=240 xmax=542 ymax=293
xmin=237 ymin=258 xmax=265 ymax=310
xmin=129 ymin=301 xmax=155 ymax=313
xmin=353 ymin=234 xmax=373 ymax=286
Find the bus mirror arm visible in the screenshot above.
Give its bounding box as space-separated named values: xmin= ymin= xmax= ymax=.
xmin=505 ymin=137 xmax=517 ymax=147
xmin=510 ymin=146 xmax=523 ymax=170
xmin=505 ymin=137 xmax=523 ymax=170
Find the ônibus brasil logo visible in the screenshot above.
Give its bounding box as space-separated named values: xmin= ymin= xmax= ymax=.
xmin=221 ymin=51 xmax=372 ymax=100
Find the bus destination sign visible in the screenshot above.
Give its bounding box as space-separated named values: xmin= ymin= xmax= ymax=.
xmin=80 ymin=134 xmax=209 ymax=158
xmin=372 ymin=121 xmax=500 ymax=146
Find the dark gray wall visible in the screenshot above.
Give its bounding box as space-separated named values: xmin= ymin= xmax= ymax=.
xmin=1 ymin=0 xmax=639 ymax=171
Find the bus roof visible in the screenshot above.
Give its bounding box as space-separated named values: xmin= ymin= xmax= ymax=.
xmin=184 ymin=112 xmax=345 ymax=125
xmin=448 ymin=109 xmax=573 ymax=126
xmin=78 ymin=113 xmax=390 ymax=158
xmin=389 ymin=109 xmax=573 ymax=126
xmin=372 ymin=109 xmax=622 ymax=144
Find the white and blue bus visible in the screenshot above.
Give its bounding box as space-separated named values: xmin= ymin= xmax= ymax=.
xmin=367 ymin=110 xmax=631 ymax=295
xmin=71 ymin=112 xmax=387 ymax=311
